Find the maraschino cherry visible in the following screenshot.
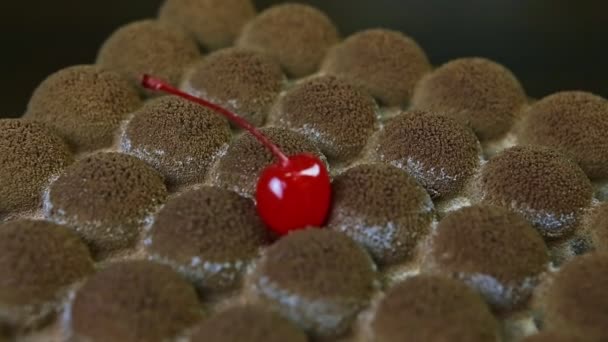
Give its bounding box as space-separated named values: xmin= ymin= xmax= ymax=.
xmin=141 ymin=75 xmax=331 ymax=235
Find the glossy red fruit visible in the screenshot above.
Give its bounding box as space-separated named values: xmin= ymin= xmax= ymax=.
xmin=256 ymin=153 xmax=331 ymax=235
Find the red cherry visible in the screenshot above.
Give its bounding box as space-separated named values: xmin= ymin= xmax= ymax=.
xmin=141 ymin=75 xmax=332 ymax=235
xmin=256 ymin=153 xmax=331 ymax=235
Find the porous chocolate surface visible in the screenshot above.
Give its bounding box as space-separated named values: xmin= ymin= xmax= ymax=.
xmin=251 ymin=229 xmax=376 ymax=337
xmin=186 ymin=48 xmax=284 ymax=127
xmin=371 ymin=275 xmax=499 ymax=342
xmin=480 ymin=146 xmax=593 ymax=238
xmin=375 ymin=110 xmax=481 ymax=198
xmin=540 ymin=253 xmax=608 ymax=341
xmin=212 ymin=127 xmax=324 ymax=197
xmin=322 ymin=28 xmax=431 ymax=106
xmin=147 ymin=187 xmax=269 ymax=290
xmin=590 ymin=203 xmax=608 ymax=253
xmin=0 ymin=119 xmax=72 ymax=217
xmin=522 ymin=332 xmax=589 ymax=342
xmin=24 ymin=65 xmax=141 ymax=151
xmin=520 ymin=91 xmax=608 ymax=180
xmin=427 ymin=205 xmax=549 ymax=309
xmin=412 ymin=57 xmax=527 ymax=141
xmin=159 ymin=0 xmax=256 ymax=50
xmin=122 ymin=96 xmax=231 ymax=188
xmin=237 ymin=3 xmax=339 ymax=77
xmin=327 ymin=163 xmax=433 ymax=265
xmin=97 ymin=20 xmax=200 ymax=88
xmin=70 ymin=261 xmax=201 ymax=342
xmin=272 ymin=75 xmax=378 ymax=161
xmin=0 ymin=220 xmax=93 ymax=308
xmin=190 ymin=305 xmax=307 ymax=342
xmin=48 ymin=153 xmax=168 ymax=256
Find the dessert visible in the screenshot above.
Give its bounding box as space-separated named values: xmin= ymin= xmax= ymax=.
xmin=322 ymin=28 xmax=431 ymax=106
xmin=589 ymin=203 xmax=608 ymax=253
xmin=24 ymin=65 xmax=141 ymax=151
xmin=522 ymin=332 xmax=588 ymax=342
xmin=121 ymin=95 xmax=231 ymax=188
xmin=327 ymin=163 xmax=433 ymax=265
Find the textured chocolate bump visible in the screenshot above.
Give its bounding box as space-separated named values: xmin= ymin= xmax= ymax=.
xmin=327 ymin=163 xmax=433 ymax=265
xmin=147 ymin=187 xmax=269 ymax=290
xmin=272 ymin=76 xmax=378 ymax=161
xmin=427 ymin=205 xmax=549 ymax=309
xmin=412 ymin=57 xmax=527 ymax=140
xmin=590 ymin=203 xmax=608 ymax=253
xmin=190 ymin=305 xmax=307 ymax=342
xmin=520 ymin=91 xmax=608 ymax=180
xmin=375 ymin=110 xmax=481 ymax=198
xmin=372 ymin=275 xmax=499 ymax=342
xmin=540 ymin=253 xmax=608 ymax=341
xmin=251 ymin=229 xmax=376 ymax=337
xmin=24 ymin=65 xmax=141 ymax=151
xmin=212 ymin=127 xmax=324 ymax=197
xmin=322 ymin=28 xmax=431 ymax=106
xmin=159 ymin=0 xmax=256 ymax=50
xmin=480 ymin=146 xmax=593 ymax=237
xmin=122 ymin=96 xmax=231 ymax=188
xmin=0 ymin=220 xmax=93 ymax=327
xmin=186 ymin=48 xmax=284 ymax=127
xmin=522 ymin=332 xmax=589 ymax=342
xmin=237 ymin=3 xmax=339 ymax=77
xmin=97 ymin=20 xmax=200 ymax=87
xmin=0 ymin=120 xmax=72 ymax=217
xmin=48 ymin=153 xmax=168 ymax=256
xmin=70 ymin=261 xmax=201 ymax=342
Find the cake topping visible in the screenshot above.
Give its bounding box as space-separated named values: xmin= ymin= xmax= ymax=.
xmin=412 ymin=57 xmax=527 ymax=141
xmin=371 ymin=275 xmax=499 ymax=342
xmin=272 ymin=75 xmax=378 ymax=161
xmin=237 ymin=3 xmax=339 ymax=77
xmin=374 ymin=110 xmax=481 ymax=198
xmin=322 ymin=28 xmax=431 ymax=106
xmin=520 ymin=91 xmax=608 ymax=180
xmin=159 ymin=0 xmax=256 ymax=50
xmin=24 ymin=65 xmax=141 ymax=151
xmin=121 ymin=95 xmax=231 ymax=188
xmin=0 ymin=119 xmax=72 ymax=218
xmin=249 ymin=229 xmax=376 ymax=337
xmin=70 ymin=261 xmax=201 ymax=342
xmin=426 ymin=205 xmax=549 ymax=309
xmin=47 ymin=152 xmax=168 ymax=256
xmin=480 ymin=146 xmax=593 ymax=238
xmin=147 ymin=187 xmax=269 ymax=290
xmin=327 ymin=163 xmax=433 ymax=265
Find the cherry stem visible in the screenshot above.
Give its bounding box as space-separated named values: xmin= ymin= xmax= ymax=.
xmin=141 ymin=74 xmax=290 ymax=166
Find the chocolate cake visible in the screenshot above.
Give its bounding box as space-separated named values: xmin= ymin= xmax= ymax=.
xmin=190 ymin=305 xmax=307 ymax=342
xmin=0 ymin=119 xmax=72 ymax=219
xmin=590 ymin=203 xmax=608 ymax=253
xmin=24 ymin=65 xmax=141 ymax=152
xmin=184 ymin=47 xmax=285 ymax=127
xmin=479 ymin=146 xmax=593 ymax=238
xmin=159 ymin=0 xmax=256 ymax=50
xmin=371 ymin=275 xmax=499 ymax=342
xmin=237 ymin=3 xmax=339 ymax=77
xmin=121 ymin=95 xmax=231 ymax=188
xmin=212 ymin=126 xmax=325 ymax=197
xmin=47 ymin=152 xmax=168 ymax=257
xmin=412 ymin=57 xmax=527 ymax=141
xmin=97 ymin=19 xmax=200 ymax=88
xmin=271 ymin=75 xmax=378 ymax=162
xmin=69 ymin=260 xmax=201 ymax=342
xmin=0 ymin=220 xmax=93 ymax=328
xmin=522 ymin=332 xmax=589 ymax=342
xmin=373 ymin=110 xmax=481 ymax=198
xmin=520 ymin=91 xmax=608 ymax=180
xmin=327 ymin=163 xmax=433 ymax=265
xmin=146 ymin=186 xmax=269 ymax=291
xmin=322 ymin=28 xmax=431 ymax=106
xmin=425 ymin=205 xmax=549 ymax=309
xmin=249 ymin=229 xmax=376 ymax=337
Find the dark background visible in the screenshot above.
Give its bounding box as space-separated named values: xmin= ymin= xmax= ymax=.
xmin=1 ymin=0 xmax=606 ymax=118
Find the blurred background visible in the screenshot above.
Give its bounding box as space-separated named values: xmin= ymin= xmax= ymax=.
xmin=0 ymin=0 xmax=606 ymax=118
